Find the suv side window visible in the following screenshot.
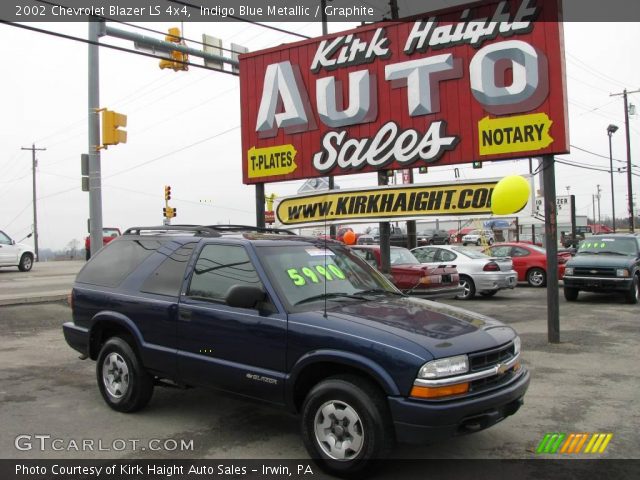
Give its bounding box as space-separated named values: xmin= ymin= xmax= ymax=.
xmin=187 ymin=244 xmax=263 ymax=304
xmin=76 ymin=239 xmax=163 ymax=287
xmin=141 ymin=243 xmax=196 ymax=297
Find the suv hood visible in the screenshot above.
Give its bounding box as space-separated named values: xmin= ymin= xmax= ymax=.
xmin=568 ymin=254 xmax=635 ymax=269
xmin=326 ymin=296 xmax=516 ymax=359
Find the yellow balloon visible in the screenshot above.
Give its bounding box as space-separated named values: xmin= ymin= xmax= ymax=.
xmin=491 ymin=175 xmax=530 ymax=215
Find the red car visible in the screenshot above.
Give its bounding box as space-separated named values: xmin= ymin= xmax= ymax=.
xmin=351 ymin=245 xmax=463 ymax=298
xmin=85 ymin=227 xmax=121 ymax=260
xmin=484 ymin=242 xmax=571 ymax=287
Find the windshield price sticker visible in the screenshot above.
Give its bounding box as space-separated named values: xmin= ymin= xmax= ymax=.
xmin=287 ymin=264 xmax=346 ymax=286
xmin=582 ymin=242 xmax=608 ymax=249
xmin=306 ymin=248 xmax=335 ymax=256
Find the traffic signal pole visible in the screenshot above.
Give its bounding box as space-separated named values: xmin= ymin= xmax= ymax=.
xmin=88 ymin=20 xmax=104 ymax=258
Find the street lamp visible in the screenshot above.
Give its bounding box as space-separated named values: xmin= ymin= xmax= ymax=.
xmin=607 ymin=124 xmax=619 ymax=232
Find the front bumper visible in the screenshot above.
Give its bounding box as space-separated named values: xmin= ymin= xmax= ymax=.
xmin=564 ymin=276 xmax=633 ymax=292
xmin=389 ymin=368 xmax=530 ymax=444
xmin=474 ymin=272 xmax=517 ymax=291
xmin=62 ymin=322 xmax=90 ymax=357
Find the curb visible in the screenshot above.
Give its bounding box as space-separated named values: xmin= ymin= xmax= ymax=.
xmin=0 ymin=294 xmax=69 ymax=307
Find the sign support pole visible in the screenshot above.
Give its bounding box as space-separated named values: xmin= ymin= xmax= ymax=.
xmin=542 ymin=155 xmax=560 ymax=343
xmin=378 ymin=172 xmax=391 ymax=274
xmin=256 ymin=183 xmax=265 ymax=228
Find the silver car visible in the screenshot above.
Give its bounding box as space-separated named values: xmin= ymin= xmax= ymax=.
xmin=462 ymin=229 xmax=495 ymax=246
xmin=411 ymin=245 xmax=517 ymax=300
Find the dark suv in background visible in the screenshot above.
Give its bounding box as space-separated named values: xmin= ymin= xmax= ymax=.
xmin=417 ymin=229 xmax=451 ymax=246
xmin=563 ymin=233 xmax=640 ymax=304
xmin=63 ymin=225 xmax=529 ymax=475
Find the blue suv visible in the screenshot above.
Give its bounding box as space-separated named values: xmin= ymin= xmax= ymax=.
xmin=63 ymin=225 xmax=529 ymax=475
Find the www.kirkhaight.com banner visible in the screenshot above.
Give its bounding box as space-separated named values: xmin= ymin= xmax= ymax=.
xmin=3 ymin=0 xmax=640 ymax=22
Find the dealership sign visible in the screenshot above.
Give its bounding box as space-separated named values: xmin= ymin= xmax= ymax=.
xmin=239 ymin=0 xmax=568 ymax=185
xmin=276 ymin=180 xmax=500 ymax=225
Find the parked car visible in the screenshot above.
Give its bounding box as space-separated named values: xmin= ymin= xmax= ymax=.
xmin=412 ymin=245 xmax=517 ymax=300
xmin=484 ymin=242 xmax=571 ymax=287
xmin=85 ymin=227 xmax=121 ymax=260
xmin=417 ymin=229 xmax=451 ymax=246
xmin=63 ymin=225 xmax=529 ymax=475
xmin=563 ymin=233 xmax=640 ymax=304
xmin=462 ymin=229 xmax=495 ymax=246
xmin=350 ymin=245 xmax=463 ymax=298
xmin=0 ymin=230 xmax=35 ymax=272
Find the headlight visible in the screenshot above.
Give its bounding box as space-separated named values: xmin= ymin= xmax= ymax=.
xmin=513 ymin=336 xmax=521 ymax=356
xmin=418 ymin=355 xmax=469 ymax=379
xmin=616 ymin=269 xmax=630 ymax=277
xmin=564 ymin=267 xmax=573 ymax=276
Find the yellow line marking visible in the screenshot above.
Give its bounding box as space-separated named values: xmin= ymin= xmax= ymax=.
xmin=598 ymin=434 xmax=613 ymax=453
xmin=584 ymin=434 xmax=598 ymax=453
xmin=591 ymin=434 xmax=605 ymax=453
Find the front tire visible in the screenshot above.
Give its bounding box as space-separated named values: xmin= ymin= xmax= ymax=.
xmin=18 ymin=253 xmax=33 ymax=272
xmin=301 ymin=375 xmax=393 ymax=476
xmin=96 ymin=337 xmax=153 ymax=413
xmin=527 ymin=268 xmax=547 ymax=287
xmin=456 ymin=275 xmax=476 ymax=300
xmin=625 ymin=275 xmax=639 ymax=304
xmin=564 ymin=287 xmax=579 ymax=301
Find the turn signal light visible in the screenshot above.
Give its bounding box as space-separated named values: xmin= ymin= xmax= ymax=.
xmin=410 ymin=382 xmax=469 ymax=399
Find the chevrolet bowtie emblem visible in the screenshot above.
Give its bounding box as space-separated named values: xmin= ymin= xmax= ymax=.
xmin=496 ymin=363 xmax=509 ymax=375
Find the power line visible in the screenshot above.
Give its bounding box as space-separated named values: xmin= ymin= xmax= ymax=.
xmin=569 ymin=144 xmax=639 ymax=169
xmin=167 ymin=0 xmax=311 ymax=39
xmin=105 ymin=125 xmax=240 ymax=178
xmin=0 ymin=21 xmax=239 ymax=76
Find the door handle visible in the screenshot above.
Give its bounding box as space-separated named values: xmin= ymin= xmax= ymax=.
xmin=178 ymin=309 xmax=192 ymax=322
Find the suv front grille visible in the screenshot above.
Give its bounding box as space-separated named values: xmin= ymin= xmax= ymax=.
xmin=469 ymin=342 xmax=515 ymax=372
xmin=468 ymin=342 xmax=517 ymax=394
xmin=573 ymin=267 xmax=616 ymax=277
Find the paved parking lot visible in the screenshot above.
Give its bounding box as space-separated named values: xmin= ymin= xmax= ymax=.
xmin=0 ymin=287 xmax=638 ymax=460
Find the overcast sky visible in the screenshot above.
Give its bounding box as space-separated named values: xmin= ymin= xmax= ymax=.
xmin=1 ymin=13 xmax=639 ymax=250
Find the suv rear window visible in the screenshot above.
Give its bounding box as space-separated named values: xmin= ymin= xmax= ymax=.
xmin=77 ymin=239 xmax=162 ymax=287
xmin=140 ymin=243 xmax=196 ymax=296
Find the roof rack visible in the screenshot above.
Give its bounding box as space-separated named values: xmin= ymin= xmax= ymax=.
xmin=204 ymin=225 xmax=297 ymax=235
xmin=123 ymin=225 xmax=222 ymax=237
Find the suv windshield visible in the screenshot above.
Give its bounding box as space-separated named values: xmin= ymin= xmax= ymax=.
xmin=577 ymin=237 xmax=639 ymax=256
xmin=256 ymin=244 xmax=397 ymax=309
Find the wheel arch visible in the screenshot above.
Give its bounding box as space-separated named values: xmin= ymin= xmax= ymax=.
xmin=89 ymin=312 xmax=143 ymax=360
xmin=286 ymin=350 xmax=401 ymax=413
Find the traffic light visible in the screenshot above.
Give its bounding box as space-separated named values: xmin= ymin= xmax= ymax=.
xmin=164 ymin=185 xmax=172 ymax=201
xmin=163 ymin=207 xmax=177 ymax=219
xmin=419 ymin=166 xmax=428 ymax=174
xmin=101 ymin=110 xmax=127 ymax=147
xmin=159 ymin=28 xmax=188 ymax=71
xmin=472 ymin=161 xmax=483 ymax=169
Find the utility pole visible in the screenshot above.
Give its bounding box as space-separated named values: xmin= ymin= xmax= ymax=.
xmin=88 ymin=20 xmax=105 ymax=258
xmin=20 ymin=143 xmax=46 ymax=261
xmin=610 ymin=88 xmax=639 ymax=232
xmin=607 ymin=124 xmax=619 ymax=232
xmin=597 ymin=184 xmax=602 ymax=229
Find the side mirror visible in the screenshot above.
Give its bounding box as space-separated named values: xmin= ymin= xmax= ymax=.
xmin=226 ymin=285 xmax=266 ymax=309
xmin=11 ymin=240 xmax=15 ymax=245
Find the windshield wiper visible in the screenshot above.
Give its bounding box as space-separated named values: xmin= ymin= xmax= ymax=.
xmin=294 ymin=292 xmax=368 ymax=306
xmin=356 ymin=288 xmax=406 ymax=297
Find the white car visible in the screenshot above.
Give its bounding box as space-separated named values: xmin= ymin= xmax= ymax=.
xmin=0 ymin=230 xmax=36 ymax=272
xmin=462 ymin=229 xmax=495 ymax=246
xmin=411 ymin=245 xmax=517 ymax=299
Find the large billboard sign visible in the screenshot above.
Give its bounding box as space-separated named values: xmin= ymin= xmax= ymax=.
xmin=240 ymin=0 xmax=568 ymax=185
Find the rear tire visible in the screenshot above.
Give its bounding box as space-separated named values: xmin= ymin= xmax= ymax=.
xmin=301 ymin=375 xmax=393 ymax=477
xmin=625 ymin=275 xmax=639 ymax=304
xmin=527 ymin=268 xmax=547 ymax=287
xmin=564 ymin=287 xmax=579 ymax=302
xmin=456 ymin=275 xmax=476 ymax=300
xmin=96 ymin=337 xmax=154 ymax=413
xmin=18 ymin=253 xmax=33 ymax=272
